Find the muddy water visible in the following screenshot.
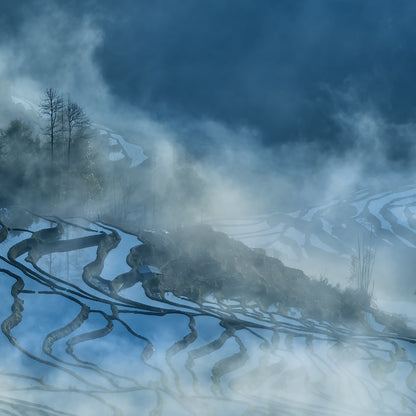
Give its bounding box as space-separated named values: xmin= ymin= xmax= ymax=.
xmin=0 ymin=213 xmax=415 ymax=415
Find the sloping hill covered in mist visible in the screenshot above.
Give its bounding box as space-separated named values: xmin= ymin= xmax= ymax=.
xmin=210 ymin=183 xmax=416 ymax=301
xmin=1 ymin=92 xmax=206 ymax=228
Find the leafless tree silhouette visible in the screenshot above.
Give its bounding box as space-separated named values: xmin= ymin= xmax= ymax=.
xmin=39 ymin=88 xmax=63 ymax=163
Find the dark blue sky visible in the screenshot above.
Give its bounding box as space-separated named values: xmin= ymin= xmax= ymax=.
xmin=2 ymin=0 xmax=416 ymax=163
xmin=97 ymin=0 xmax=416 ymax=155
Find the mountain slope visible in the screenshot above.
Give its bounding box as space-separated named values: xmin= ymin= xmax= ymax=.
xmin=210 ymin=184 xmax=416 ymax=300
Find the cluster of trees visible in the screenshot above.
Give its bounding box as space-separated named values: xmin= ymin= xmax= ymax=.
xmin=0 ymin=88 xmax=104 ymax=214
xmin=0 ymin=88 xmax=208 ymax=227
xmin=0 ymin=119 xmax=41 ymax=206
xmin=39 ymin=88 xmax=89 ymax=167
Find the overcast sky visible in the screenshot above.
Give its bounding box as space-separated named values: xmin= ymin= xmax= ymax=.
xmin=1 ymin=0 xmax=416 ymax=171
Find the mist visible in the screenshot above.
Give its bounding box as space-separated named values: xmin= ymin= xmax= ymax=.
xmin=2 ymin=0 xmax=416 ymax=208
xmin=1 ymin=1 xmax=416 ymax=415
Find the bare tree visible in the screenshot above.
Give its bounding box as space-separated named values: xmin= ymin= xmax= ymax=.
xmin=66 ymin=97 xmax=89 ymax=167
xmin=350 ymin=230 xmax=376 ymax=298
xmin=39 ymin=88 xmax=63 ymax=163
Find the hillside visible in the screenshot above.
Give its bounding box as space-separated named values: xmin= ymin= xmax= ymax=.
xmin=210 ymin=184 xmax=416 ymax=301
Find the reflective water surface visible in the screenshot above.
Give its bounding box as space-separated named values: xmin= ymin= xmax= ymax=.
xmin=0 ymin=212 xmax=415 ymax=415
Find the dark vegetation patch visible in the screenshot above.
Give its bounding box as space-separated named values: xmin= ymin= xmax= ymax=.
xmin=127 ymin=224 xmax=373 ymax=323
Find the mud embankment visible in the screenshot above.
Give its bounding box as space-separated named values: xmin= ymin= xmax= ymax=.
xmin=81 ymin=230 xmax=120 ymax=294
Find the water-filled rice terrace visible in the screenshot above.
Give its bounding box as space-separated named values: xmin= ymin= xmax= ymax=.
xmin=0 ymin=210 xmax=415 ymax=415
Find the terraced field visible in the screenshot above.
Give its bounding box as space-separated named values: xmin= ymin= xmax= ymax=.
xmin=210 ymin=184 xmax=416 ymax=298
xmin=0 ymin=211 xmax=415 ymax=415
